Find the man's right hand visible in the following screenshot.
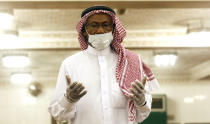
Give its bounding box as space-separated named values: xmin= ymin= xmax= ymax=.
xmin=65 ymin=75 xmax=87 ymax=103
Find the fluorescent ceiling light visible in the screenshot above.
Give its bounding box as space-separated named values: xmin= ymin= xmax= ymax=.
xmin=0 ymin=30 xmax=19 ymax=49
xmin=184 ymin=31 xmax=210 ymax=46
xmin=188 ymin=32 xmax=210 ymax=42
xmin=194 ymin=95 xmax=206 ymax=101
xmin=11 ymin=73 xmax=32 ymax=84
xmin=184 ymin=97 xmax=194 ymax=104
xmin=154 ymin=54 xmax=177 ymax=67
xmin=0 ymin=30 xmax=18 ymax=41
xmin=2 ymin=55 xmax=30 ymax=68
xmin=0 ymin=13 xmax=13 ymax=29
xmin=0 ymin=33 xmax=19 ymax=44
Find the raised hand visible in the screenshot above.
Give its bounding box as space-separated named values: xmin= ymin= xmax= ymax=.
xmin=65 ymin=75 xmax=87 ymax=103
xmin=129 ymin=77 xmax=147 ymax=107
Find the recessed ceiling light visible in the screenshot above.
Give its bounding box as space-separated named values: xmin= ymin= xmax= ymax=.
xmin=0 ymin=12 xmax=14 ymax=30
xmin=2 ymin=55 xmax=30 ymax=68
xmin=154 ymin=54 xmax=177 ymax=67
xmin=184 ymin=97 xmax=194 ymax=104
xmin=0 ymin=30 xmax=19 ymax=49
xmin=11 ymin=73 xmax=32 ymax=84
xmin=194 ymin=95 xmax=206 ymax=101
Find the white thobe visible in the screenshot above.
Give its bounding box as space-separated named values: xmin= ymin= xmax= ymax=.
xmin=48 ymin=46 xmax=152 ymax=124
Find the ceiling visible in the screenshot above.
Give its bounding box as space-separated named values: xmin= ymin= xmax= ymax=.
xmin=14 ymin=8 xmax=210 ymax=48
xmin=0 ymin=0 xmax=210 ymax=85
xmin=14 ymin=8 xmax=210 ymax=31
xmin=0 ymin=0 xmax=209 ymax=48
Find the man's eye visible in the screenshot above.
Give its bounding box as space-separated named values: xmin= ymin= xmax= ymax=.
xmin=102 ymin=24 xmax=109 ymax=27
xmin=90 ymin=24 xmax=98 ymax=27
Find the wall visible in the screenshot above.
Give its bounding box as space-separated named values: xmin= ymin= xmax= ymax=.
xmin=153 ymin=79 xmax=210 ymax=124
xmin=0 ymin=79 xmax=55 ymax=124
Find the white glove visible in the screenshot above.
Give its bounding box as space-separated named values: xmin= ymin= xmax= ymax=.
xmin=65 ymin=75 xmax=87 ymax=103
xmin=129 ymin=77 xmax=147 ymax=107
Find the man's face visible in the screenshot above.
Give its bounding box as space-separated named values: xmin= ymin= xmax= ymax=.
xmin=84 ymin=13 xmax=113 ymax=35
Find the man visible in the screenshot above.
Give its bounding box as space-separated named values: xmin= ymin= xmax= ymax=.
xmin=48 ymin=6 xmax=159 ymax=124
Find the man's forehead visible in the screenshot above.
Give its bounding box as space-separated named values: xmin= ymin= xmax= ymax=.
xmin=86 ymin=13 xmax=112 ymax=23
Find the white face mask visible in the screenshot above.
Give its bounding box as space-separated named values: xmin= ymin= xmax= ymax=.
xmin=88 ymin=32 xmax=113 ymax=50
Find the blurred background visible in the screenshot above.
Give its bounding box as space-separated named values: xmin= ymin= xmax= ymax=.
xmin=0 ymin=0 xmax=210 ymax=124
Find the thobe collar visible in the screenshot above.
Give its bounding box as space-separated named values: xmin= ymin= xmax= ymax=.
xmin=86 ymin=45 xmax=112 ymax=56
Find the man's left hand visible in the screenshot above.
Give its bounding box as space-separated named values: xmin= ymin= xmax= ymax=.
xmin=129 ymin=77 xmax=147 ymax=107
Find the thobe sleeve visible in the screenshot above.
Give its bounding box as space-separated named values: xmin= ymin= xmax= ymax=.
xmin=48 ymin=60 xmax=77 ymax=122
xmin=141 ymin=59 xmax=160 ymax=92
